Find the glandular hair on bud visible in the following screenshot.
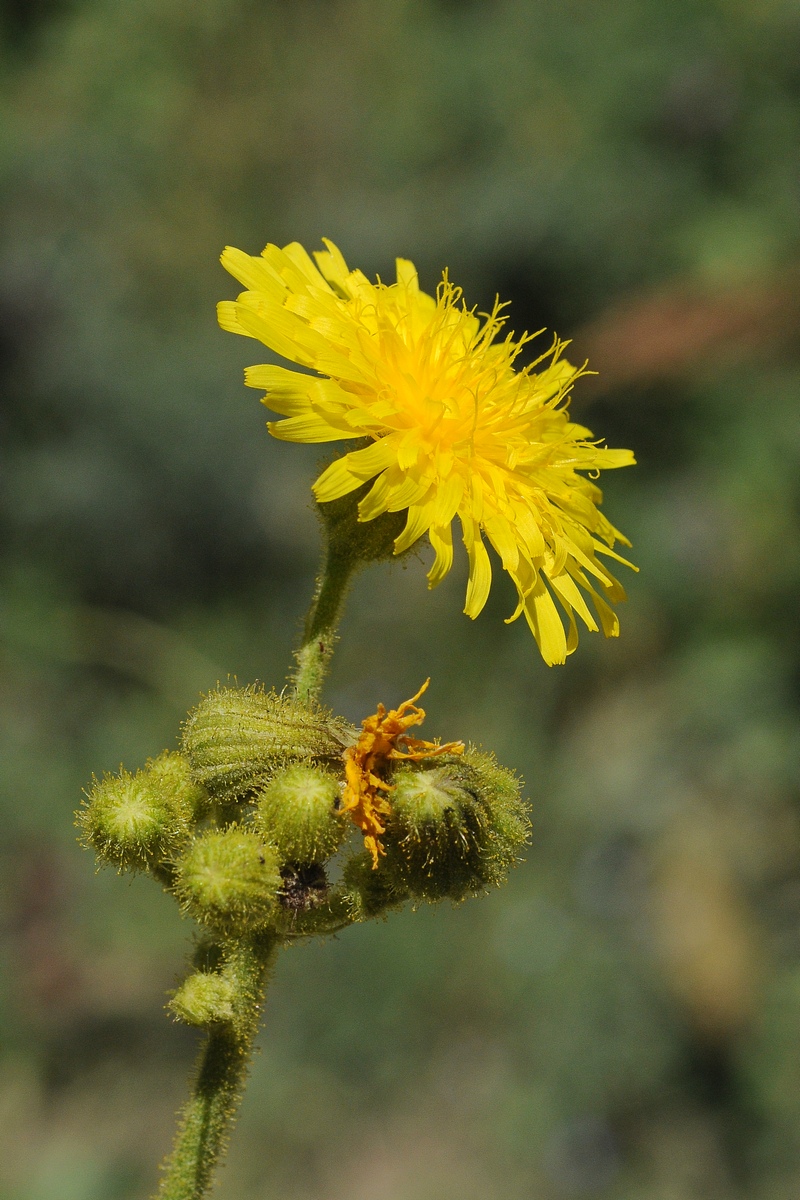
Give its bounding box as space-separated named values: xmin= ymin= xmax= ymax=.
xmin=385 ymin=750 xmax=530 ymax=902
xmin=256 ymin=765 xmax=345 ymax=863
xmin=78 ymin=751 xmax=201 ymax=873
xmin=342 ymin=850 xmax=409 ymax=919
xmin=181 ymin=686 xmax=354 ymax=803
xmin=174 ymin=828 xmax=281 ymax=935
xmin=169 ymin=971 xmax=236 ymax=1027
xmin=146 ymin=751 xmax=208 ymax=819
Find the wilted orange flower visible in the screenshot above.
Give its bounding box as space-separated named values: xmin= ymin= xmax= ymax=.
xmin=342 ymin=680 xmax=463 ymax=868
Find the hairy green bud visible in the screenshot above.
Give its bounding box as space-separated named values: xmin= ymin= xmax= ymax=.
xmin=170 ymin=971 xmax=236 ymax=1027
xmin=182 ymin=686 xmax=353 ymax=802
xmin=147 ymin=751 xmax=209 ymax=818
xmin=342 ymin=850 xmax=409 ymax=919
xmin=256 ymin=765 xmax=345 ymax=863
xmin=78 ymin=751 xmax=202 ymax=873
xmin=385 ymin=750 xmax=530 ymax=901
xmin=174 ymin=828 xmax=281 ymax=935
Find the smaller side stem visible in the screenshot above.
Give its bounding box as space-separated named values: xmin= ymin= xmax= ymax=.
xmin=155 ymin=934 xmax=278 ymax=1200
xmin=291 ymin=548 xmax=356 ymax=706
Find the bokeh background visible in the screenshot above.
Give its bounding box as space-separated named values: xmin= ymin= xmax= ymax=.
xmin=2 ymin=1 xmax=800 ymax=1197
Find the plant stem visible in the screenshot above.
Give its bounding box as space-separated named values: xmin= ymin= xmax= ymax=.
xmin=291 ymin=547 xmax=355 ymax=705
xmin=155 ymin=933 xmax=278 ymax=1200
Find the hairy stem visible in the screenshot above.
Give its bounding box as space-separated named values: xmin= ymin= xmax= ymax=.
xmin=155 ymin=933 xmax=278 ymax=1200
xmin=291 ymin=548 xmax=355 ymax=705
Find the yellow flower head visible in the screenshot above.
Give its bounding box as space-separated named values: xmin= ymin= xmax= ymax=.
xmin=218 ymin=239 xmax=636 ymax=665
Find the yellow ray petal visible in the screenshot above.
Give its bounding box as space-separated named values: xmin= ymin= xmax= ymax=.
xmin=547 ymin=571 xmax=598 ymax=632
xmin=524 ymin=576 xmax=567 ymax=666
xmin=312 ymin=456 xmax=367 ymax=502
xmin=592 ymin=447 xmax=636 ymax=469
xmin=359 ymin=467 xmax=429 ymax=521
xmin=427 ymin=523 xmax=454 ymax=589
xmin=593 ymin=541 xmax=638 ymax=571
xmin=231 ymin=299 xmax=317 ymax=365
xmin=394 ymin=501 xmax=435 ymax=554
xmin=433 ymin=473 xmax=465 ymax=526
xmin=513 ymin=503 xmax=546 ymax=561
xmin=395 ymin=258 xmax=419 ymax=291
xmin=268 ymin=414 xmax=355 ymax=443
xmin=344 ymin=436 xmax=401 ymax=479
xmin=462 ymin=522 xmax=492 ymax=619
xmin=385 ymin=472 xmax=431 ymax=511
xmin=220 ymin=247 xmax=284 ymax=298
xmin=483 ymin=514 xmax=521 ymax=573
xmin=358 ymin=470 xmax=395 ymax=521
xmin=259 ymin=394 xmax=312 ymax=418
xmin=246 ymin=364 xmax=316 ymax=416
xmin=216 ymin=300 xmax=251 ymax=338
xmin=281 ymin=241 xmax=331 ymax=290
xmin=314 ymin=239 xmax=351 ymax=292
xmin=565 ymin=608 xmax=579 ymax=655
xmin=245 ymin=363 xmax=310 ymax=390
xmin=587 ymin=585 xmax=620 ymax=637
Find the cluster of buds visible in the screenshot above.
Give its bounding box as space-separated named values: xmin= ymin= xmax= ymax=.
xmin=78 ymin=684 xmax=530 ymax=1027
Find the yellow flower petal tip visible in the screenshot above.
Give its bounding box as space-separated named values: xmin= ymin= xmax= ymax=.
xmin=219 ymin=239 xmax=636 ymax=665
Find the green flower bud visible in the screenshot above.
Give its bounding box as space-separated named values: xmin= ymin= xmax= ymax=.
xmin=78 ymin=751 xmax=202 ymax=873
xmin=169 ymin=971 xmax=236 ymax=1027
xmin=147 ymin=751 xmax=209 ymax=819
xmin=174 ymin=828 xmax=281 ymax=935
xmin=342 ymin=850 xmax=409 ymax=919
xmin=182 ymin=686 xmax=353 ymax=803
xmin=385 ymin=750 xmax=530 ymax=901
xmin=256 ymin=765 xmax=345 ymax=863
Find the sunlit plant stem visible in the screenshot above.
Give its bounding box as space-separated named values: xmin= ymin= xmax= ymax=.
xmin=155 ymin=538 xmax=360 ymax=1199
xmin=292 ymin=542 xmax=356 ymax=705
xmin=156 ymin=935 xmax=278 ymax=1200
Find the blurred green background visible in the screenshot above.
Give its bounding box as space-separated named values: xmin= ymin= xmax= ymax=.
xmin=2 ymin=1 xmax=800 ymax=1197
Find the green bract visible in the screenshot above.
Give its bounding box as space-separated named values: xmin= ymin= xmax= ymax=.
xmin=182 ymin=686 xmax=354 ymax=802
xmin=342 ymin=850 xmax=409 ymax=919
xmin=256 ymin=764 xmax=345 ymax=863
xmin=385 ymin=750 xmax=530 ymax=901
xmin=78 ymin=751 xmax=203 ymax=872
xmin=174 ymin=828 xmax=282 ymax=935
xmin=170 ymin=971 xmax=237 ymax=1028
